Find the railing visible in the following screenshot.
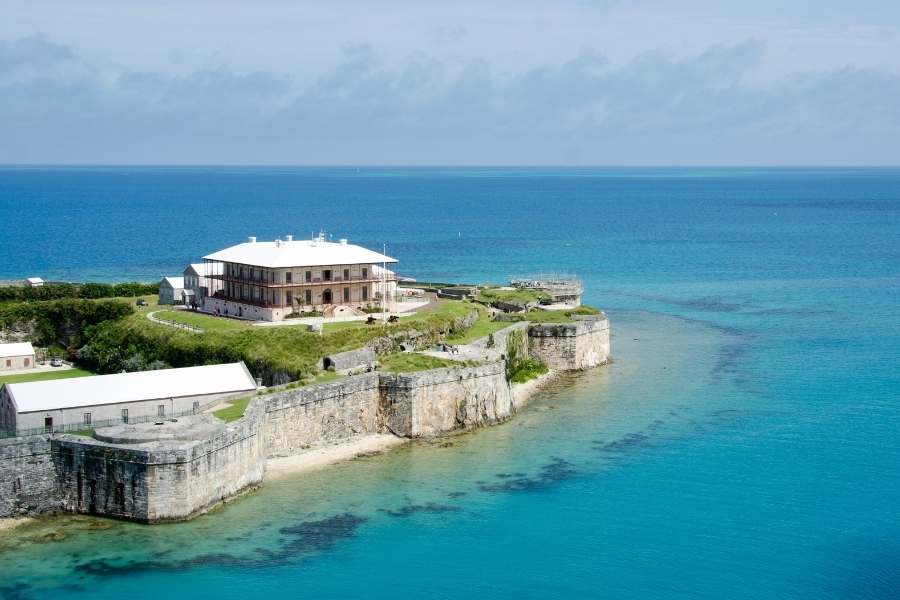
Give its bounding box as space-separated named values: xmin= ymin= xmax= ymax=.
xmin=1 ymin=403 xmax=222 ymax=439
xmin=147 ymin=311 xmax=203 ymax=332
xmin=209 ymin=274 xmax=396 ymax=288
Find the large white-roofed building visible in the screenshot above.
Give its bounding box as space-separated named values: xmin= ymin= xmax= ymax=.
xmin=0 ymin=362 xmax=258 ymax=436
xmin=0 ymin=342 xmax=35 ymax=372
xmin=201 ymin=232 xmax=398 ymax=321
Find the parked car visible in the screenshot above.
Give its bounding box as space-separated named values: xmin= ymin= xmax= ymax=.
xmin=50 ymin=357 xmax=63 ymax=367
xmin=136 ymin=298 xmax=148 ymax=307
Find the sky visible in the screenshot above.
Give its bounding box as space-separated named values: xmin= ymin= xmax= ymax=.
xmin=1 ymin=0 xmax=899 ymax=165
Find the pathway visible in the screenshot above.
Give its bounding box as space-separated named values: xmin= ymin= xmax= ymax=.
xmin=146 ymin=310 xmax=204 ymax=333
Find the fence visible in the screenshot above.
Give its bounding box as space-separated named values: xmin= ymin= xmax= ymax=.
xmin=147 ymin=311 xmax=204 ymax=333
xmin=1 ymin=400 xmax=223 ymax=439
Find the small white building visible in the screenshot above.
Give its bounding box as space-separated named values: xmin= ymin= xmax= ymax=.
xmin=0 ymin=362 xmax=258 ymax=436
xmin=0 ymin=342 xmax=35 ymax=371
xmin=183 ymin=262 xmax=223 ymax=308
xmin=158 ymin=276 xmax=186 ymax=305
xmin=25 ymin=277 xmax=44 ymax=287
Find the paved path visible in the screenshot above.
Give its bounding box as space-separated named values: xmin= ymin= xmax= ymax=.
xmin=147 ymin=310 xmax=204 ymax=333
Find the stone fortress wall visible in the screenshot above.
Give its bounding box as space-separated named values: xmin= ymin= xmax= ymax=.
xmin=528 ymin=318 xmax=611 ymax=370
xmin=0 ymin=316 xmax=609 ymax=522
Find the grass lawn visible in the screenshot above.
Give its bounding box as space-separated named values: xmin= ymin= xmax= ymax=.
xmin=476 ymin=287 xmax=551 ymax=306
xmin=379 ymin=352 xmax=471 ymax=373
xmin=321 ymin=320 xmax=370 ymax=334
xmin=154 ymin=310 xmax=250 ymax=332
xmin=213 ymin=395 xmax=253 ymax=423
xmin=96 ymin=297 xmax=480 ymax=382
xmin=522 ymin=306 xmax=606 ymax=323
xmin=0 ymin=368 xmax=93 ymax=386
xmin=445 ymin=317 xmax=513 ymax=344
xmin=313 ymin=370 xmax=345 ymax=383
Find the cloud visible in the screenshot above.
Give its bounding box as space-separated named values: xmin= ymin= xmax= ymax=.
xmin=1 ymin=34 xmax=898 ymax=164
xmin=0 ymin=34 xmax=74 ymax=75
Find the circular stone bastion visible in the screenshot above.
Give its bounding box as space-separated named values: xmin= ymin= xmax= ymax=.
xmin=92 ymin=414 xmax=225 ymax=444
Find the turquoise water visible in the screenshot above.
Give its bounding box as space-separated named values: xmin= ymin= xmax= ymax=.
xmin=1 ymin=167 xmax=899 ymax=598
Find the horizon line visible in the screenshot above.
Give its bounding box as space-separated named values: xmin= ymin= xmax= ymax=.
xmin=1 ymin=163 xmax=900 ymax=169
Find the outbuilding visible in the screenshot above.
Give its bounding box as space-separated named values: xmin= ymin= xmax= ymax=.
xmin=0 ymin=362 xmax=258 ymax=436
xmin=158 ymin=276 xmax=186 ymax=305
xmin=0 ymin=342 xmax=36 ymax=371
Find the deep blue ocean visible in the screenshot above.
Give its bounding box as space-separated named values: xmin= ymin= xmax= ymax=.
xmin=1 ymin=167 xmax=899 ymax=599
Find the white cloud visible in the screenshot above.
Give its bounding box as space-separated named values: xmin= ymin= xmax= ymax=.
xmin=1 ymin=1 xmax=899 ymax=165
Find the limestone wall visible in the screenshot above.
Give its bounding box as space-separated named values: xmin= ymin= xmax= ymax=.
xmin=528 ymin=317 xmax=610 ymax=370
xmin=263 ymin=374 xmax=381 ymax=457
xmin=379 ymin=362 xmax=514 ymax=437
xmin=0 ymin=435 xmax=60 ymax=518
xmin=52 ymin=399 xmax=266 ymax=523
xmin=0 ymin=312 xmax=611 ymax=524
xmin=467 ymin=322 xmax=530 ymax=357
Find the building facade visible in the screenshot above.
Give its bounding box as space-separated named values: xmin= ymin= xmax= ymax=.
xmin=0 ymin=362 xmax=258 ymax=436
xmin=0 ymin=342 xmax=35 ymax=372
xmin=158 ymin=276 xmax=185 ymax=305
xmin=201 ymin=234 xmax=398 ymax=321
xmin=183 ymin=262 xmax=224 ymax=307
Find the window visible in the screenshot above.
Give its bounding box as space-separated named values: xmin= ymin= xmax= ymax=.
xmin=362 ymin=267 xmax=368 ymax=278
xmin=44 ymin=416 xmax=53 ymax=433
xmin=305 ymin=271 xmax=312 ymax=282
xmin=121 ymin=408 xmax=129 ymax=424
xmin=286 ymin=290 xmax=292 ymax=305
xmin=323 ymin=269 xmax=332 ymax=281
xmin=4 ymin=359 xmax=9 ymax=367
xmin=192 ymin=401 xmax=200 ymax=413
xmin=285 ymin=271 xmax=292 ymax=283
xmin=24 ymin=358 xmax=30 ymax=367
xmin=343 ymin=268 xmax=350 ymax=280
xmin=83 ymin=412 xmax=92 ymax=426
xmin=362 ymin=286 xmax=369 ymax=301
xmin=158 ymin=405 xmax=166 ymax=418
xmin=343 ymin=287 xmax=350 ymax=302
xmin=305 ymin=289 xmax=312 ymax=304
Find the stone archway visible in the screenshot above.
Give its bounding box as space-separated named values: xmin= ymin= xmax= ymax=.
xmin=322 ymin=288 xmax=332 ymax=304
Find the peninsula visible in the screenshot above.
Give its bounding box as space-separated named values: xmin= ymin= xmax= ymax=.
xmin=0 ymin=235 xmax=609 ymax=524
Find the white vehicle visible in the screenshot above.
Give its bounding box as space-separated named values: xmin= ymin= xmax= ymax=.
xmin=50 ymin=357 xmax=63 ymax=367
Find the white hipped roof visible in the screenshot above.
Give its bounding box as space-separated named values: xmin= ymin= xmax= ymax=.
xmin=26 ymin=277 xmax=44 ymax=284
xmin=4 ymin=362 xmax=257 ymax=413
xmin=204 ymin=238 xmax=397 ymax=269
xmin=0 ymin=342 xmax=35 ymax=358
xmin=162 ymin=276 xmax=185 ymax=289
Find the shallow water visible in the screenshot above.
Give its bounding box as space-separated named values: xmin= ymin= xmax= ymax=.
xmin=1 ymin=167 xmax=899 ymax=598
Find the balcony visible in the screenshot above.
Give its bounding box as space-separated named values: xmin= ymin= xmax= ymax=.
xmin=209 ymin=273 xmax=396 ymax=288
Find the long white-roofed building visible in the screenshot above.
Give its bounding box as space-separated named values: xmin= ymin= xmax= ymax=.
xmin=0 ymin=362 xmax=258 ymax=436
xmin=201 ymin=232 xmax=398 ymax=321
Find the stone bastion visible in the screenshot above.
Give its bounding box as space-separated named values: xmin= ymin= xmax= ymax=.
xmin=0 ymin=316 xmax=610 ymax=523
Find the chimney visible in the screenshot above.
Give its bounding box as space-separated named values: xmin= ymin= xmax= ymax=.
xmin=339 ymin=238 xmax=348 ymax=245
xmin=285 ymin=234 xmax=293 ymax=242
xmin=248 ymin=236 xmax=257 ymax=244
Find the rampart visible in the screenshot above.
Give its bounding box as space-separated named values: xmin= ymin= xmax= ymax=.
xmin=380 ymin=361 xmax=513 ymax=437
xmin=528 ymin=317 xmax=610 ymax=370
xmin=0 ymin=315 xmax=609 ymax=523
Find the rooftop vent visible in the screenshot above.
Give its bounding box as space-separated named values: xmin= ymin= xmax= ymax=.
xmin=275 ymin=239 xmax=282 ymax=248
xmin=339 ymin=238 xmax=348 ymax=245
xmin=285 ymin=234 xmax=293 ymax=242
xmin=248 ymin=236 xmax=257 ymax=243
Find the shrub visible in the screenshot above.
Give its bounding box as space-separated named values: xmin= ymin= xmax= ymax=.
xmin=508 ymin=359 xmax=549 ymax=384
